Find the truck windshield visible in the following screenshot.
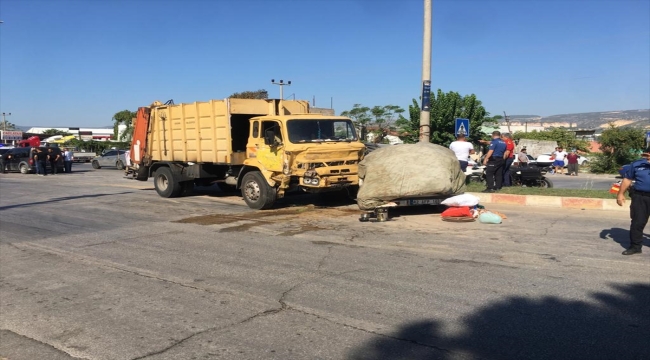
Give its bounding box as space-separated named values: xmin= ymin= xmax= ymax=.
xmin=287 ymin=120 xmax=358 ymax=143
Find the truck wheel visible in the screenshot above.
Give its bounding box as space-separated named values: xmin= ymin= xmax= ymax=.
xmin=20 ymin=164 xmax=29 ymax=174
xmin=241 ymin=171 xmax=276 ymax=210
xmin=154 ymin=167 xmax=182 ymax=198
xmin=92 ymin=161 xmax=101 ymax=169
xmin=116 ymin=160 xmax=124 ymax=170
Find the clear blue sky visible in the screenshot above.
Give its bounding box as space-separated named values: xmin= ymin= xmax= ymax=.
xmin=1 ymin=0 xmax=649 ymax=127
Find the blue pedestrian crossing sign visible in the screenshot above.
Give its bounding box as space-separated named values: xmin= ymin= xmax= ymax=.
xmin=455 ymin=118 xmax=470 ymax=137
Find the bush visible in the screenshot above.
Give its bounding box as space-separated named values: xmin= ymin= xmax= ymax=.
xmin=589 ymin=153 xmax=621 ymax=174
xmin=589 ymin=125 xmax=645 ymax=174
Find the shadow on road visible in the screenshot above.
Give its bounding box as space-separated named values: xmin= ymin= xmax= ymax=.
xmin=349 ymin=282 xmax=650 ymax=360
xmin=600 ymin=227 xmax=650 ymax=249
xmin=0 ymin=192 xmax=134 ymax=211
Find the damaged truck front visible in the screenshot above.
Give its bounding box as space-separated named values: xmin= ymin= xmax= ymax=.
xmin=127 ymin=98 xmax=365 ymax=210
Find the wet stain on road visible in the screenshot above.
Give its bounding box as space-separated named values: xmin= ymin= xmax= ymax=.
xmin=174 ymin=206 xmax=358 ymax=226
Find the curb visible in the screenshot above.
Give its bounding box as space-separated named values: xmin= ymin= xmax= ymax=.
xmin=467 ymin=192 xmax=629 ymax=212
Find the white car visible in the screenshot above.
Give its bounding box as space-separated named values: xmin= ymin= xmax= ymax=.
xmin=512 ymin=154 xmax=537 ymax=167
xmin=535 ymin=153 xmax=589 ymax=167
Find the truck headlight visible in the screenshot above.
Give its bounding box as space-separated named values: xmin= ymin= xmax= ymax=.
xmin=311 ymin=178 xmax=319 ymax=185
xmin=303 ymin=177 xmax=311 ymax=185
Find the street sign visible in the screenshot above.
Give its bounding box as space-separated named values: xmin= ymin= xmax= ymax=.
xmin=646 ymin=131 xmax=650 ymax=147
xmin=1 ymin=130 xmax=23 ymax=141
xmin=455 ymin=118 xmax=469 ymax=137
xmin=421 ymin=80 xmax=431 ymax=111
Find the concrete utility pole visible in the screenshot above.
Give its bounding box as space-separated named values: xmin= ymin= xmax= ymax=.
xmin=419 ymin=0 xmax=432 ymax=143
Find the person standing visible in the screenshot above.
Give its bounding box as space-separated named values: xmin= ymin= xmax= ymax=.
xmin=1 ymin=151 xmax=11 ymax=173
xmin=617 ymin=149 xmax=650 ymax=255
xmin=482 ymin=131 xmax=507 ymax=193
xmin=566 ymin=149 xmax=579 ymax=176
xmin=517 ymin=147 xmax=529 ymax=167
xmin=34 ymin=148 xmax=48 ymax=176
xmin=47 ymin=147 xmax=61 ymax=175
xmin=553 ymin=146 xmax=568 ymax=175
xmin=449 ymin=134 xmax=475 ymax=172
xmin=63 ymin=148 xmax=73 ymax=173
xmin=502 ymin=133 xmax=515 ymax=186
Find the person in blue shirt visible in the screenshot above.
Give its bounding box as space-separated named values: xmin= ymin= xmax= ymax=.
xmin=617 ymin=149 xmax=650 ymax=255
xmin=481 ymin=131 xmax=507 ymax=193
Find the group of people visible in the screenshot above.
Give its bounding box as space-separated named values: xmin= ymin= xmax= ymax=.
xmin=449 ymin=131 xmax=521 ymax=192
xmin=32 ymin=147 xmax=74 ymax=176
xmin=549 ymin=146 xmax=580 ymax=176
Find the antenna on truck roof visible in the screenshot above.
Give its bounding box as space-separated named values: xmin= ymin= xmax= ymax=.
xmin=164 ymin=99 xmax=174 ymax=105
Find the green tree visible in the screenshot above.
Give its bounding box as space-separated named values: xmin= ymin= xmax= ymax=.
xmin=229 ymin=89 xmax=269 ymax=99
xmin=340 ymin=104 xmax=371 ymax=138
xmin=0 ymin=120 xmax=17 ymax=130
xmin=41 ymin=129 xmax=71 ymax=137
xmin=112 ymin=110 xmax=137 ymax=141
xmin=513 ymin=128 xmax=590 ymax=152
xmin=397 ymin=90 xmax=488 ymax=146
xmin=590 ymin=124 xmax=645 ymax=173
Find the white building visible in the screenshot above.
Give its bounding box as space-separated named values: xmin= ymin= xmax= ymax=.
xmin=25 ymin=125 xmax=127 ymax=141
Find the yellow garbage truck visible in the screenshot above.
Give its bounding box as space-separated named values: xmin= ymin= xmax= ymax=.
xmin=128 ymin=98 xmax=365 ymax=209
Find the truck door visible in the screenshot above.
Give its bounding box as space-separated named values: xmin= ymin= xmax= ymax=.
xmin=252 ymin=121 xmax=283 ymax=172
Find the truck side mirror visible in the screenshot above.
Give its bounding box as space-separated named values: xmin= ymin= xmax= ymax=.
xmin=264 ymin=130 xmax=275 ymax=146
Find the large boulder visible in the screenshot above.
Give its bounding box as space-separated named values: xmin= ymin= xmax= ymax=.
xmin=357 ymin=143 xmax=466 ymax=210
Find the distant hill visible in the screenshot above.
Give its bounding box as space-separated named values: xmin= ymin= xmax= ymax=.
xmin=502 ymin=109 xmax=650 ymax=130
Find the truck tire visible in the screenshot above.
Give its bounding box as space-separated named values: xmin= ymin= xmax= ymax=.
xmin=116 ymin=160 xmax=124 ymax=170
xmin=92 ymin=161 xmax=101 ymax=169
xmin=241 ymin=171 xmax=276 ymax=210
xmin=154 ymin=167 xmax=182 ymax=198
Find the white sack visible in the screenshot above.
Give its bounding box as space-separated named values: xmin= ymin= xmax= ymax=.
xmin=357 ymin=142 xmax=466 ymax=210
xmin=441 ymin=194 xmax=480 ymax=207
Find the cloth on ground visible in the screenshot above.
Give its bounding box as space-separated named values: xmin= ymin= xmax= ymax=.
xmin=441 ymin=207 xmax=472 ymax=217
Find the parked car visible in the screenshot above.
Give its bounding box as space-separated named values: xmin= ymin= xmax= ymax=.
xmin=512 ymin=154 xmax=538 ymax=167
xmin=3 ymin=147 xmax=64 ymax=174
xmin=91 ymin=150 xmax=127 ymax=170
xmin=535 ymin=153 xmax=589 ymax=167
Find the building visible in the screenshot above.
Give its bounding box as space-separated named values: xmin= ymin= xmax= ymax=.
xmin=24 ymin=126 xmax=122 ymax=141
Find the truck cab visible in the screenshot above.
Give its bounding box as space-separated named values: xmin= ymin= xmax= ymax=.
xmin=239 ymin=115 xmax=364 ymax=208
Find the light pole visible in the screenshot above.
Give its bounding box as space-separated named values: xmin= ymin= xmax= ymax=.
xmin=419 ymin=0 xmax=432 ymax=143
xmin=271 ymin=79 xmax=291 ymax=100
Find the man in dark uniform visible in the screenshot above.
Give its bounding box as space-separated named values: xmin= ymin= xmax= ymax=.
xmin=47 ymin=147 xmax=61 ymax=175
xmin=482 ymin=131 xmax=507 ymax=193
xmin=1 ymin=151 xmax=11 ymax=173
xmin=34 ymin=147 xmax=48 ymax=176
xmin=617 ymin=149 xmax=650 ymax=255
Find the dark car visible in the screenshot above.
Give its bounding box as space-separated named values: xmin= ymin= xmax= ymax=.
xmin=3 ymin=147 xmax=64 ymax=174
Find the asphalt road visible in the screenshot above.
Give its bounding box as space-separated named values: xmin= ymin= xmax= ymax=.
xmin=1 ymin=165 xmax=649 ymax=360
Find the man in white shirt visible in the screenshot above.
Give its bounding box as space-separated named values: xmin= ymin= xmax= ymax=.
xmin=449 ymin=134 xmax=475 ymax=172
xmin=552 ymin=146 xmax=568 ymax=175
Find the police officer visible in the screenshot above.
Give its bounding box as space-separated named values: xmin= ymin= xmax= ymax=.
xmin=617 ymin=148 xmax=650 ymax=255
xmin=482 ymin=131 xmax=507 ymax=193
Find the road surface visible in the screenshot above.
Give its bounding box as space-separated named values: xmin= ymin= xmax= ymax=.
xmin=1 ymin=167 xmax=648 ymax=360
